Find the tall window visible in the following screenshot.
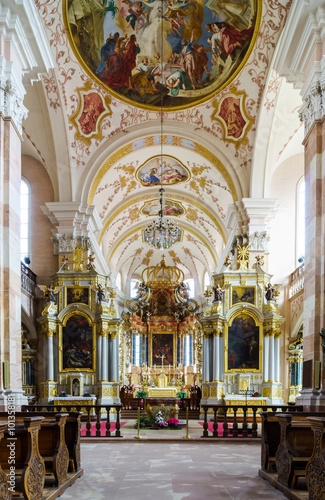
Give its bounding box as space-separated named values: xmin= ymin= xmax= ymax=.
xmin=130 ymin=279 xmax=141 ymax=298
xmin=296 ymin=177 xmax=305 ymax=262
xmin=21 ymin=179 xmax=30 ymax=263
xmin=116 ymin=272 xmax=122 ymax=291
xmin=184 ymin=278 xmax=195 ymax=298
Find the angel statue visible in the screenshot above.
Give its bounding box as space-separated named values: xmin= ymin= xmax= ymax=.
xmin=212 ymin=283 xmax=224 ymax=302
xmin=41 ymin=284 xmax=58 ymax=303
xmin=96 ymin=283 xmax=106 ymax=303
xmin=265 ymin=283 xmax=274 ymax=301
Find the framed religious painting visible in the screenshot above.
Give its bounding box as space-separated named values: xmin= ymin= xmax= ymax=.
xmin=225 ymin=312 xmax=262 ymax=373
xmin=65 ymin=286 xmax=90 ymax=307
xmin=231 ymin=286 xmax=255 ymax=306
xmin=59 ymin=313 xmax=96 ymax=372
xmin=151 ymin=333 xmax=175 ymax=367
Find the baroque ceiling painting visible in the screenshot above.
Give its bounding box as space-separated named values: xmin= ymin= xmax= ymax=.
xmin=65 ymin=0 xmax=260 ymax=109
xmin=21 ymin=0 xmax=297 ymax=298
xmin=142 ymin=198 xmax=185 ymax=216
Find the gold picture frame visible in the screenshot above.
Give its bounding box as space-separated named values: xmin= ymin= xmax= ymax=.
xmin=65 ymin=286 xmax=91 ymax=308
xmin=224 ymin=312 xmax=262 ymax=373
xmin=59 ymin=311 xmax=96 ymax=372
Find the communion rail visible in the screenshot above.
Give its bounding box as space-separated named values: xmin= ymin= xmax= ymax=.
xmin=200 ymin=404 xmax=304 ymax=438
xmin=21 ymin=403 xmax=123 ymax=437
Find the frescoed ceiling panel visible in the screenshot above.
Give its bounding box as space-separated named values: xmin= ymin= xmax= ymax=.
xmin=21 ymin=0 xmax=295 ymax=295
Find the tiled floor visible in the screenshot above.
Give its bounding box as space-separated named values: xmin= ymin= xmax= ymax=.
xmin=60 ymin=421 xmax=285 ymax=499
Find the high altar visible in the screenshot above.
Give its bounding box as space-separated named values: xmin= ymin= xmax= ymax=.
xmin=124 ymin=257 xmax=201 ymax=397
xmin=200 ymin=245 xmax=285 ymax=406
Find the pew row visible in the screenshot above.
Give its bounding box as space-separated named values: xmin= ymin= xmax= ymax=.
xmin=0 ymin=413 xmax=83 ymax=500
xmin=259 ymin=412 xmax=325 ymax=500
xmin=0 ymin=422 xmax=13 ymax=500
xmin=0 ymin=416 xmax=46 ymax=500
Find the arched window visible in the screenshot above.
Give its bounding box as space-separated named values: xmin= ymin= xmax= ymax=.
xmin=116 ymin=272 xmax=122 ymax=291
xmin=21 ymin=178 xmax=30 ymax=263
xmin=296 ymin=177 xmax=305 ymax=263
xmin=184 ymin=278 xmax=195 ymax=298
xmin=130 ymin=279 xmax=141 ymax=298
xmin=204 ymin=272 xmax=210 ymax=290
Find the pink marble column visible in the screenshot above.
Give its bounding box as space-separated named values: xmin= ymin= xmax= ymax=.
xmin=0 ymin=111 xmax=24 ymax=408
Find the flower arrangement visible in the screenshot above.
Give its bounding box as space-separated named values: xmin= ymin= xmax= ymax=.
xmin=83 ymin=392 xmax=92 ymax=397
xmin=253 ymin=392 xmax=262 ymax=397
xmin=60 ymin=390 xmax=67 ymax=397
xmin=168 ymin=417 xmax=180 ymax=428
xmin=136 ymin=390 xmax=147 ymax=399
xmin=177 ymin=391 xmax=187 ymax=399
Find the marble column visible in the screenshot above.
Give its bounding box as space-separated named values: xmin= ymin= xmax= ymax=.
xmin=102 ymin=335 xmax=108 ymax=381
xmin=212 ymin=334 xmax=219 ymax=381
xmin=202 ymin=335 xmax=210 ymax=383
xmin=0 ymin=0 xmax=53 ymax=409
xmin=263 ymin=335 xmax=269 ymax=382
xmin=274 ymin=335 xmax=280 ymax=382
xmin=97 ymin=336 xmax=102 ymax=381
xmin=268 ymin=334 xmax=275 ymax=382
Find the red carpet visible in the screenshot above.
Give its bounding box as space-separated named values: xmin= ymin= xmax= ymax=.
xmin=81 ymin=421 xmax=126 ymax=436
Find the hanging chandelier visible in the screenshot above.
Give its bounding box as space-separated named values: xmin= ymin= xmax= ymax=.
xmin=143 ymin=8 xmax=180 ymax=251
xmin=144 ymin=186 xmax=180 ymax=249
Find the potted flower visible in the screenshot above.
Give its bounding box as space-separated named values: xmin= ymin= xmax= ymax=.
xmin=177 ymin=391 xmax=187 ymax=398
xmin=136 ymin=390 xmax=147 ymax=409
xmin=60 ymin=390 xmax=67 ymax=398
xmin=83 ymin=392 xmax=92 ymax=397
xmin=168 ymin=417 xmax=180 ymax=429
xmin=253 ymin=392 xmax=262 ymax=397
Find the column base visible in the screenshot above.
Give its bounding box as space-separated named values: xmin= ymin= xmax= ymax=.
xmin=262 ymin=381 xmax=283 ymax=404
xmin=97 ymin=381 xmax=120 ymax=405
xmin=201 ymin=382 xmax=225 ymax=404
xmin=0 ymin=388 xmax=28 ymax=410
xmin=39 ymin=381 xmax=58 ymax=404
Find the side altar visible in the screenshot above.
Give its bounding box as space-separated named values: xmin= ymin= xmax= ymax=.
xmin=201 ymin=246 xmax=285 ymax=406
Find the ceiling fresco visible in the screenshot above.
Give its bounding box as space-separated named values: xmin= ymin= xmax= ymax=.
xmin=22 ymin=0 xmax=297 ymax=294
xmin=64 ymin=0 xmax=260 ymax=109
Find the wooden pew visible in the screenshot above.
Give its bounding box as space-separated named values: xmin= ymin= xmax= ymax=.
xmin=0 ymin=422 xmax=12 ymax=499
xmin=0 ymin=412 xmax=70 ymax=487
xmin=38 ymin=413 xmax=69 ymax=487
xmin=0 ymin=416 xmax=46 ymax=500
xmin=305 ymin=417 xmax=325 ymax=499
xmin=275 ymin=413 xmax=314 ymax=488
xmin=13 ymin=410 xmax=82 ymax=472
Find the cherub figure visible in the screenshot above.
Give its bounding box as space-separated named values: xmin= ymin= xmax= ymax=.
xmin=41 ymin=284 xmax=58 ymax=303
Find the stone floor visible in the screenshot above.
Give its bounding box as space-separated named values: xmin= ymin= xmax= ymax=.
xmin=60 ymin=420 xmax=286 ymax=499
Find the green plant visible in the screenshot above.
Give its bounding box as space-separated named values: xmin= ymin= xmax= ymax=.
xmin=83 ymin=392 xmax=91 ymax=397
xmin=60 ymin=391 xmax=67 ymax=397
xmin=177 ymin=391 xmax=187 ymax=398
xmin=136 ymin=390 xmax=147 ymax=398
xmin=133 ymin=415 xmax=154 ymax=428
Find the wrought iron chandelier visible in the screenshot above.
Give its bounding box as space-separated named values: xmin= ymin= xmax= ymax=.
xmin=143 ymin=9 xmax=180 ymax=251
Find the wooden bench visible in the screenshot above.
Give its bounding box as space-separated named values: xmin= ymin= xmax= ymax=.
xmin=0 ymin=416 xmax=46 ymax=499
xmin=305 ymin=417 xmax=325 ymax=499
xmin=260 ymin=411 xmax=281 ymax=472
xmin=0 ymin=410 xmax=81 ymax=474
xmin=0 ymin=422 xmax=12 ymax=499
xmin=0 ymin=412 xmax=70 ymax=487
xmin=275 ymin=413 xmax=315 ymax=488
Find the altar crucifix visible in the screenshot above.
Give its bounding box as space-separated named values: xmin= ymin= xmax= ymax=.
xmin=158 ymin=354 xmax=165 ymax=369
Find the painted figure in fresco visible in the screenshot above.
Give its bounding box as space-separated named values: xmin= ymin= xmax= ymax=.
xmin=166 ymin=70 xmax=192 ymax=96
xmin=205 ymin=22 xmax=254 ymax=59
xmin=96 ymin=32 xmax=120 ymax=73
xmin=193 ymin=44 xmax=211 ymax=85
xmin=180 ymin=30 xmax=196 ymax=90
xmin=219 ymin=98 xmax=246 ymax=138
xmin=161 ymin=161 xmax=186 ymax=183
xmin=133 ymin=57 xmax=160 ymax=94
xmin=98 ymin=34 xmax=141 ymax=89
xmin=123 ymin=0 xmax=146 ymax=31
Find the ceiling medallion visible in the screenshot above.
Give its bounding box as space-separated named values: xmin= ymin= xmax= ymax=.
xmin=64 ymin=0 xmax=261 ymax=111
